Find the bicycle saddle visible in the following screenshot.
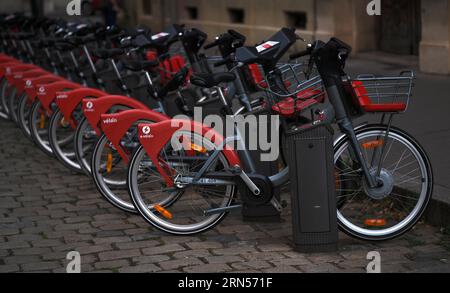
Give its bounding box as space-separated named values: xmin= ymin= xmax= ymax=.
xmin=157 ymin=67 xmax=190 ymax=97
xmin=122 ymin=60 xmax=159 ymax=71
xmin=190 ymin=72 xmax=236 ymax=88
xmin=55 ymin=42 xmax=75 ymax=52
xmin=92 ymin=48 xmax=124 ymax=59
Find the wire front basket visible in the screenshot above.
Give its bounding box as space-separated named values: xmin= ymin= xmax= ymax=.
xmin=352 ymin=71 xmax=415 ymax=113
xmin=256 ymin=62 xmax=326 ymax=116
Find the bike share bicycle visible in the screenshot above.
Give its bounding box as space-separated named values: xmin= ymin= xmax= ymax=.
xmin=127 ymin=29 xmax=432 ymax=241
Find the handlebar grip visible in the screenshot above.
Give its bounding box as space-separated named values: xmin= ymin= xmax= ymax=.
xmin=289 ymin=50 xmax=310 ymax=60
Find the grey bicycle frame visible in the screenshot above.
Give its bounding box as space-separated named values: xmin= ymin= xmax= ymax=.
xmin=188 ymin=65 xmax=292 ymax=190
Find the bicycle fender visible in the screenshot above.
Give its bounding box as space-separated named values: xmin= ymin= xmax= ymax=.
xmin=82 ymin=96 xmax=150 ymax=135
xmin=137 ymin=119 xmax=241 ymax=187
xmin=55 ymin=88 xmax=107 ymax=127
xmin=100 ymin=109 xmax=169 ymax=163
xmin=36 ymin=81 xmax=82 ymax=114
xmin=23 ymin=75 xmax=63 ymax=102
xmin=0 ymin=55 xmax=16 ymax=63
xmin=3 ymin=64 xmax=38 ymax=82
xmin=12 ymin=69 xmax=48 ymax=95
xmin=0 ymin=61 xmax=24 ymax=77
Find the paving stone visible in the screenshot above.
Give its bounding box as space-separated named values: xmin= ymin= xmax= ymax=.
xmin=12 ymin=247 xmax=52 ymax=256
xmin=173 ymin=249 xmax=212 ymax=259
xmin=204 ymin=255 xmax=245 ymax=264
xmin=263 ymin=265 xmax=302 ymax=273
xmin=76 ymin=244 xmax=114 ymax=255
xmin=0 ymin=264 xmax=20 ymax=273
xmin=158 ymin=257 xmax=204 ymax=270
xmin=115 ymin=240 xmax=159 ymax=250
xmin=118 ymin=263 xmax=161 ymax=273
xmin=22 ymin=261 xmax=62 ymax=272
xmin=4 ymin=255 xmax=41 ymax=265
xmin=0 ymin=241 xmax=31 ymax=250
xmin=98 ymin=249 xmax=142 ymax=261
xmin=31 ymin=239 xmax=64 ymax=248
xmin=0 ymin=228 xmax=21 ymax=236
xmin=94 ymin=259 xmax=130 ymax=270
xmin=186 ymin=241 xmax=224 ymax=250
xmin=183 ymin=263 xmax=232 ymax=273
xmin=212 ymin=246 xmax=256 ymax=256
xmin=93 ymin=236 xmax=133 ymax=245
xmin=257 ymin=243 xmax=292 ymax=252
xmin=142 ymin=244 xmax=186 ymax=255
xmin=231 ymin=260 xmax=273 ymax=270
xmin=132 ymin=254 xmax=171 ymax=265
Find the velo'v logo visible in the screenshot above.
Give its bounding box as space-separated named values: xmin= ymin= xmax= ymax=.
xmin=67 ymin=0 xmax=82 ymax=16
xmin=366 ymin=0 xmax=381 ymax=16
xmin=142 ymin=126 xmax=151 ymax=135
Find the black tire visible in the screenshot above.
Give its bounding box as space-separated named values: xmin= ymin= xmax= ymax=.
xmin=0 ymin=79 xmax=11 ymax=119
xmin=74 ymin=118 xmax=98 ymax=176
xmin=48 ymin=109 xmax=84 ymax=174
xmin=90 ymin=134 xmax=139 ymax=214
xmin=28 ymin=100 xmax=54 ymax=157
xmin=7 ymin=87 xmax=19 ymax=125
xmin=17 ymin=92 xmax=33 ymax=141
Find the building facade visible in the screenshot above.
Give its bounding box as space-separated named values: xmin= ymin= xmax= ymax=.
xmin=132 ymin=0 xmax=450 ymax=75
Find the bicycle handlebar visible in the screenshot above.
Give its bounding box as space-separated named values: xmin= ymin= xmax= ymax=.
xmin=214 ymin=55 xmax=234 ymax=67
xmin=204 ymin=38 xmax=220 ymax=50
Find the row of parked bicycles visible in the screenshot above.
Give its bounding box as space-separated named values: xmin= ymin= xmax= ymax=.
xmin=0 ymin=13 xmax=433 ymax=241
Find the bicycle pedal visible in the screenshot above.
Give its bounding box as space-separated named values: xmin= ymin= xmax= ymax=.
xmin=270 ymin=198 xmax=283 ymax=212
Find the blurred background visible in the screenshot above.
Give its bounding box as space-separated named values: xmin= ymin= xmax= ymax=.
xmin=2 ymin=0 xmax=449 ymax=225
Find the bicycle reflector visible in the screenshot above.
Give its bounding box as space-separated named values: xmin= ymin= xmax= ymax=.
xmin=60 ymin=117 xmax=69 ymax=128
xmin=364 ymin=219 xmax=386 ymax=227
xmin=190 ymin=143 xmax=207 ymax=153
xmin=154 ymin=204 xmax=173 ymax=219
xmin=40 ymin=113 xmax=46 ymax=129
xmin=106 ymin=151 xmax=113 ymax=174
xmin=362 ymin=140 xmax=384 ymax=149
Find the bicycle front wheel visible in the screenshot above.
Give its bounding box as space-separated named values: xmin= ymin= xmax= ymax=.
xmin=29 ymin=100 xmax=54 ymax=157
xmin=48 ymin=109 xmax=83 ymax=173
xmin=127 ymin=131 xmax=236 ymax=235
xmin=334 ymin=125 xmax=433 ymax=241
xmin=17 ymin=92 xmax=33 ymax=140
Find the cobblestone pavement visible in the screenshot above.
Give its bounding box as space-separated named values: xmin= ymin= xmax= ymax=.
xmin=0 ymin=119 xmax=449 ymax=273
